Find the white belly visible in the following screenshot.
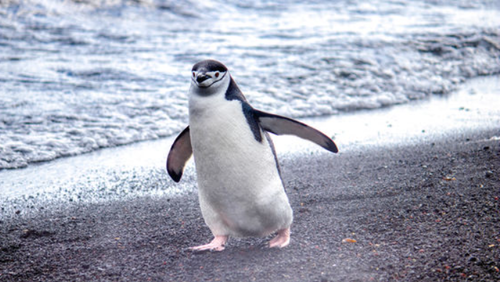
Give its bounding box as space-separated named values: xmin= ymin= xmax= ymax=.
xmin=189 ymin=96 xmax=293 ymax=237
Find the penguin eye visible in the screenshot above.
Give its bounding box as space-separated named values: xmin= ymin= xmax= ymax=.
xmin=215 ymin=71 xmax=220 ymax=78
xmin=192 ymin=72 xmax=196 ymax=77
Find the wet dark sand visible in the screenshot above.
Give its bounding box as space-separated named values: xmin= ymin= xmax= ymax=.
xmin=1 ymin=127 xmax=499 ymax=281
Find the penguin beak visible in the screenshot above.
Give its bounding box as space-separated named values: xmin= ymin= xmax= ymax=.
xmin=196 ymin=74 xmax=210 ymax=84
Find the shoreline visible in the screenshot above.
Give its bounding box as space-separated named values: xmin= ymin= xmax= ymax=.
xmin=1 ymin=75 xmax=499 ymax=202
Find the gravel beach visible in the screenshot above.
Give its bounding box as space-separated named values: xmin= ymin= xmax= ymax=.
xmin=1 ymin=125 xmax=499 ymax=281
xmin=1 ymin=77 xmax=500 ymax=281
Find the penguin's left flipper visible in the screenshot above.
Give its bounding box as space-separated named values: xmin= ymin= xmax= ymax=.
xmin=256 ymin=110 xmax=338 ymax=153
xmin=166 ymin=126 xmax=192 ymax=182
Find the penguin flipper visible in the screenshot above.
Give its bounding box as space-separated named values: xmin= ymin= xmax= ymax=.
xmin=255 ymin=110 xmax=338 ymax=153
xmin=166 ymin=126 xmax=192 ymax=182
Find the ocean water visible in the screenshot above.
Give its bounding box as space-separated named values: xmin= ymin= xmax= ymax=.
xmin=1 ymin=0 xmax=499 ymax=169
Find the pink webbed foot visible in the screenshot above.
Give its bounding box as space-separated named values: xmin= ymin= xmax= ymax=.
xmin=190 ymin=235 xmax=228 ymax=252
xmin=269 ymin=228 xmax=290 ymax=248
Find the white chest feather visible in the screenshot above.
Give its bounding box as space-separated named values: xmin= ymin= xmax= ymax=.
xmin=188 ymin=89 xmax=292 ymax=237
xmin=189 ymin=92 xmax=280 ymax=198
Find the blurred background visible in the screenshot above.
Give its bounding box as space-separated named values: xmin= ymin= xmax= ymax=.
xmin=1 ymin=0 xmax=499 ymax=170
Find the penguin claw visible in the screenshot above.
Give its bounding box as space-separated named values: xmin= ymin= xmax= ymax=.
xmin=190 ymin=235 xmax=228 ymax=252
xmin=269 ymin=228 xmax=291 ymax=249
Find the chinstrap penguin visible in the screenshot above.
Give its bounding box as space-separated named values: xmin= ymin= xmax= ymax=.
xmin=167 ymin=59 xmax=338 ymax=251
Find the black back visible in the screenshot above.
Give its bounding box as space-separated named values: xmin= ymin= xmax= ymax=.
xmin=224 ymin=77 xmax=263 ymax=143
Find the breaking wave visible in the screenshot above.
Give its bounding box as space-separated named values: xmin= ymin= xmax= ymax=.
xmin=0 ymin=0 xmax=499 ymax=169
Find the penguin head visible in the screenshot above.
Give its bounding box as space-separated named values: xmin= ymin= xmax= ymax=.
xmin=190 ymin=60 xmax=229 ymax=96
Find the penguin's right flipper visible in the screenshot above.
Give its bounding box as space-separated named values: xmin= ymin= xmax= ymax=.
xmin=256 ymin=110 xmax=338 ymax=153
xmin=166 ymin=126 xmax=192 ymax=182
